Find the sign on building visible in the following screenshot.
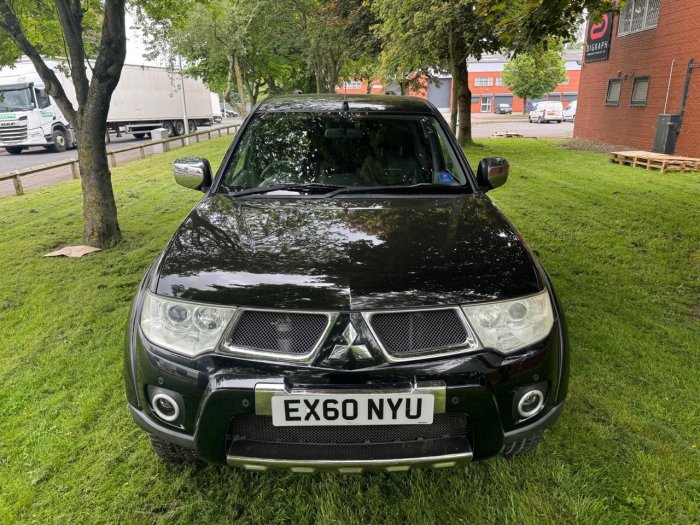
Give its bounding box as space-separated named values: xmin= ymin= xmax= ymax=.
xmin=585 ymin=13 xmax=613 ymax=62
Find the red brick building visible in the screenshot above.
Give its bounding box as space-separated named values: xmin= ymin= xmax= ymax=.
xmin=574 ymin=0 xmax=700 ymax=156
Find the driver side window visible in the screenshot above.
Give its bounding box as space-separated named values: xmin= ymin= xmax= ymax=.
xmin=35 ymin=88 xmax=51 ymax=109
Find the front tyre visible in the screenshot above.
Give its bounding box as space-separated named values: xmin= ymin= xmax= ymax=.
xmin=501 ymin=430 xmax=543 ymax=457
xmin=50 ymin=129 xmax=68 ymax=153
xmin=148 ymin=434 xmax=201 ymax=464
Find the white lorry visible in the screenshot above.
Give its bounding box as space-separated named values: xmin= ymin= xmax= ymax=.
xmin=0 ymin=60 xmax=215 ymax=155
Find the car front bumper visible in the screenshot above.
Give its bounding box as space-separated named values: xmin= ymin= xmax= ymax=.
xmin=126 ymin=319 xmax=567 ymax=471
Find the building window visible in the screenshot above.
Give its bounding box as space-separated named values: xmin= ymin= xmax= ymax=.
xmin=630 ymin=76 xmax=650 ymax=106
xmin=618 ymin=0 xmax=661 ymax=36
xmin=343 ymin=80 xmax=362 ymax=89
xmin=475 ymin=77 xmax=493 ymax=87
xmin=606 ymin=78 xmax=622 ymax=105
xmin=495 ymin=77 xmax=504 ymax=86
xmin=480 ymin=96 xmax=492 ymax=112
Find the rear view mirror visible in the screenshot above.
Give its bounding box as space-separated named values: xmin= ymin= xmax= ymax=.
xmin=173 ymin=157 xmax=213 ymax=191
xmin=476 ymin=157 xmax=509 ymax=191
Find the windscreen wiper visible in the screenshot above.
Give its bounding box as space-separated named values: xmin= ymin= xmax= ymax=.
xmin=326 ymin=183 xmax=467 ymax=198
xmin=229 ymin=183 xmax=346 ymax=197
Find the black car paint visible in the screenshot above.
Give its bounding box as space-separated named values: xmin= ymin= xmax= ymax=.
xmin=124 ymin=94 xmax=569 ymax=466
xmin=155 ymin=194 xmax=541 ymax=310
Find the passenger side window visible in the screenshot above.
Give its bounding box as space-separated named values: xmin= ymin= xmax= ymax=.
xmin=35 ymin=88 xmax=51 ymax=109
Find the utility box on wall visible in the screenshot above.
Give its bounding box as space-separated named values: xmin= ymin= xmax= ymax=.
xmin=652 ymin=114 xmax=681 ymax=154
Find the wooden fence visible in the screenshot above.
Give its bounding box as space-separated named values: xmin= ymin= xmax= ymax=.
xmin=0 ymin=124 xmax=239 ymax=196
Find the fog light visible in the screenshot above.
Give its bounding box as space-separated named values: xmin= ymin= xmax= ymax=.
xmin=152 ymin=393 xmax=180 ymax=422
xmin=517 ymin=389 xmax=544 ymax=418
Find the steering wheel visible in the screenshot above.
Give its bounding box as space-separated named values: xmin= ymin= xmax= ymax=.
xmin=259 ymin=160 xmax=300 ymax=187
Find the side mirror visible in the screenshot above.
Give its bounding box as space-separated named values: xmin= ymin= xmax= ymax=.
xmin=173 ymin=157 xmax=213 ymax=191
xmin=476 ymin=157 xmax=509 ymax=191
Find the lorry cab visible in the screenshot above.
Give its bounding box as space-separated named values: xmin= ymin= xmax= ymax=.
xmin=0 ymin=72 xmax=74 ymax=154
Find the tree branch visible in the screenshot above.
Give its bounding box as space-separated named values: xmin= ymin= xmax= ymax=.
xmin=90 ymin=0 xmax=127 ymax=96
xmin=0 ymin=0 xmax=77 ymax=125
xmin=54 ymin=0 xmax=89 ymax=106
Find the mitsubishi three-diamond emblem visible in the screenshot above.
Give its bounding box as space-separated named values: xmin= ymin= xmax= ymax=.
xmin=328 ymin=321 xmax=372 ymax=362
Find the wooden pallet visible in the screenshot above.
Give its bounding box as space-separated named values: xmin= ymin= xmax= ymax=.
xmin=610 ymin=150 xmax=700 ymax=173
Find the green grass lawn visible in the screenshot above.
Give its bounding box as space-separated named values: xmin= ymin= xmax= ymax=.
xmin=0 ymin=137 xmax=698 ymax=524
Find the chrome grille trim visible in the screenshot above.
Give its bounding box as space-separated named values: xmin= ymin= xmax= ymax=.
xmin=219 ymin=308 xmax=338 ymax=364
xmin=363 ymin=307 xmax=481 ymax=363
xmin=0 ymin=123 xmax=28 ymax=143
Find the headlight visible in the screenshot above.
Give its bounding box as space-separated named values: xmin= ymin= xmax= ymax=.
xmin=140 ymin=291 xmax=237 ymax=357
xmin=461 ymin=290 xmax=554 ymax=354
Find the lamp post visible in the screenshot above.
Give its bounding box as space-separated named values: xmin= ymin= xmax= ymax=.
xmin=179 ymin=56 xmax=190 ymax=136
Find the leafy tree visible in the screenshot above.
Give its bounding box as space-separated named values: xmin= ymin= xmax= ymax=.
xmin=372 ymin=0 xmax=618 ymax=145
xmin=371 ymin=0 xmax=500 ymax=145
xmin=0 ymin=1 xmax=127 ymax=248
xmin=476 ymin=0 xmax=618 ymax=52
xmin=502 ymin=41 xmax=567 ymax=113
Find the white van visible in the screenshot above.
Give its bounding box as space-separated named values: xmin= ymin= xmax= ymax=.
xmin=528 ymin=101 xmax=563 ymax=123
xmin=563 ymin=100 xmax=577 ymax=122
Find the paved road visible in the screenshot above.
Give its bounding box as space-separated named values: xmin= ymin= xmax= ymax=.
xmin=1 ymin=116 xmax=572 ymax=196
xmin=472 ymin=119 xmax=573 ymax=139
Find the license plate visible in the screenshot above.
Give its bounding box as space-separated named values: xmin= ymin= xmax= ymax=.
xmin=271 ymin=393 xmax=434 ymax=426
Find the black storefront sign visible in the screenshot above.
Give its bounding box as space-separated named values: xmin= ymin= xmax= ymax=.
xmin=585 ymin=12 xmax=613 ymax=63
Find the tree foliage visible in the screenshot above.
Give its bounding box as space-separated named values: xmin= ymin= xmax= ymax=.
xmin=371 ymin=0 xmax=501 ymax=145
xmin=136 ymin=0 xmax=377 ymax=111
xmin=502 ymin=40 xmax=567 ymax=109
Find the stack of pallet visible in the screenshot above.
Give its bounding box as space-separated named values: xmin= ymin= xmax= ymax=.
xmin=609 ymin=150 xmax=700 ymax=173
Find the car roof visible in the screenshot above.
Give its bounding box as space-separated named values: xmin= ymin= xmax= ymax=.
xmin=256 ymin=94 xmax=435 ymax=114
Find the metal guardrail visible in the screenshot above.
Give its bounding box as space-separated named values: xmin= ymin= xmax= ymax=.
xmin=0 ymin=124 xmax=239 ymax=196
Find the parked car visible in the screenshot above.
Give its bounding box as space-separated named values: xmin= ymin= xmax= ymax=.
xmin=563 ymin=100 xmax=577 ymax=122
xmin=125 ymin=95 xmax=568 ymax=471
xmin=494 ymin=103 xmax=512 ymax=114
xmin=528 ymin=101 xmax=563 ymax=123
xmin=220 ymin=102 xmax=240 ymax=118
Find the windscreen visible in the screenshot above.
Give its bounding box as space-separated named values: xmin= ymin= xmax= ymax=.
xmin=0 ymin=87 xmax=35 ymax=111
xmin=220 ymin=113 xmax=468 ymax=192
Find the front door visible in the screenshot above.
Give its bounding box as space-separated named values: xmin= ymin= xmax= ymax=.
xmin=480 ymin=96 xmax=492 ymax=113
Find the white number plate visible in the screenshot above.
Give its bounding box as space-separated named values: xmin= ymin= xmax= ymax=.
xmin=271 ymin=393 xmax=434 ymax=426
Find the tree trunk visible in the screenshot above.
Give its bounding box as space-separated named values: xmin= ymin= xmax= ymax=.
xmin=453 ymin=34 xmax=471 ymax=146
xmin=522 ymin=97 xmax=528 ymax=114
xmin=365 ymin=80 xmax=372 ymax=95
xmin=449 ymin=72 xmax=459 ymax=134
xmin=456 ymin=59 xmax=471 ymax=146
xmin=448 ymin=27 xmax=458 ymax=133
xmin=76 ymin=117 xmax=121 ymax=247
xmin=233 ymin=55 xmax=248 ymax=117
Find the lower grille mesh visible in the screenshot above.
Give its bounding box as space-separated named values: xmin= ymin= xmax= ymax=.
xmin=230 ymin=413 xmax=468 ymax=444
xmin=228 ymin=413 xmax=470 ymax=462
xmin=369 ymin=309 xmax=469 ymax=355
xmin=229 ymin=311 xmax=328 ymax=354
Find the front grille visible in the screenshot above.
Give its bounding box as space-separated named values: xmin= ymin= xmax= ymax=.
xmin=368 ymin=308 xmax=471 ymax=356
xmin=228 ymin=413 xmax=470 ymax=461
xmin=0 ymin=124 xmax=28 ymax=143
xmin=229 ymin=310 xmax=329 ymax=355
